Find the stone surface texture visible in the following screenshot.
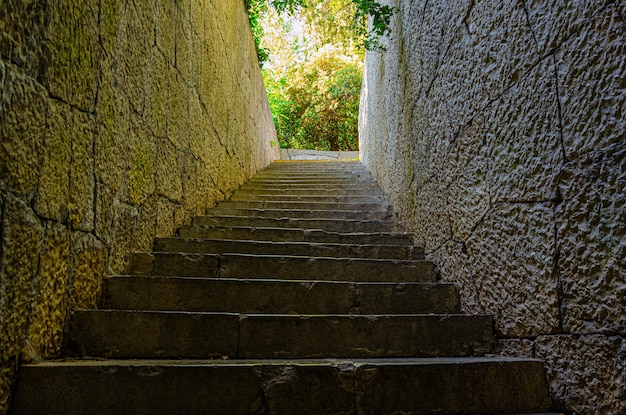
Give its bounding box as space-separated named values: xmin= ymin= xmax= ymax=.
xmin=0 ymin=1 xmax=278 ymax=411
xmin=359 ymin=1 xmax=625 ymax=413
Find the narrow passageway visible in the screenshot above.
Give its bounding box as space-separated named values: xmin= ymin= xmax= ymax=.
xmin=11 ymin=161 xmax=554 ymax=414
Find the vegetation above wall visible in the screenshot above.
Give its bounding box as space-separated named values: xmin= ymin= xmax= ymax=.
xmin=245 ymin=0 xmax=394 ymax=151
xmin=246 ymin=0 xmax=395 ymax=64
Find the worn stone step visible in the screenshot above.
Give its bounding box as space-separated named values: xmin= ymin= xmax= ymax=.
xmin=267 ymin=161 xmax=365 ymax=168
xmin=104 ymin=276 xmax=457 ymax=314
xmin=252 ymin=175 xmax=373 ymax=181
xmin=235 ymin=186 xmax=384 ymax=196
xmin=217 ymin=200 xmax=390 ymax=211
xmin=203 ymin=207 xmax=396 ymax=220
xmin=178 ymin=225 xmax=413 ymax=245
xmin=190 ymin=215 xmax=403 ymax=233
xmin=130 ymin=253 xmax=435 ymax=282
xmin=68 ymin=310 xmax=495 ymax=359
xmin=250 ymin=171 xmax=372 ymax=178
xmin=154 ymin=238 xmax=424 ymax=260
xmin=11 ymin=358 xmax=552 ymax=415
xmin=229 ymin=193 xmax=387 ymax=205
xmin=245 ymin=179 xmax=378 ymax=187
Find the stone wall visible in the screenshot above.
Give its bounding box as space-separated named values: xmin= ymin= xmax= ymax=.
xmin=359 ymin=1 xmax=625 ymax=413
xmin=0 ymin=0 xmax=278 ymax=411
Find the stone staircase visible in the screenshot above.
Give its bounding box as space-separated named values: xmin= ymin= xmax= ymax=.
xmin=11 ymin=161 xmax=555 ymax=414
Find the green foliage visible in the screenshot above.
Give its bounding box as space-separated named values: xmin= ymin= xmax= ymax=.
xmin=246 ymin=0 xmax=395 ymax=60
xmin=265 ymin=47 xmax=362 ymax=151
xmin=245 ymin=0 xmax=391 ymax=151
xmin=351 ymin=0 xmax=395 ymax=51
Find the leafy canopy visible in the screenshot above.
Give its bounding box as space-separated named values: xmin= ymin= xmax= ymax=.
xmin=245 ymin=0 xmax=395 ymax=151
xmin=246 ymin=0 xmax=395 ymax=65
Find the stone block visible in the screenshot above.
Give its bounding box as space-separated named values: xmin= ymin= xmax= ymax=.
xmin=535 ymin=334 xmax=626 ymax=414
xmin=68 ymin=310 xmax=240 ymax=359
xmin=34 ymin=100 xmax=69 ymax=222
xmin=463 ymin=0 xmax=539 ymax=98
xmin=166 ymin=67 xmax=190 ymax=150
xmin=155 ymin=196 xmax=186 ymax=238
xmin=145 ymin=48 xmax=169 ymax=139
xmin=181 ymin=151 xmax=200 ymax=214
xmin=466 ymin=202 xmax=559 ymax=337
xmin=43 ymin=0 xmax=99 ymax=111
xmin=497 ymin=338 xmax=536 ymax=358
xmin=98 ymin=0 xmax=122 ymax=57
xmin=174 ymin=8 xmax=192 ymax=84
xmin=95 ymin=68 xmax=131 ymax=190
xmin=557 ymin=141 xmax=626 ymax=334
xmin=239 ymin=314 xmax=495 ymax=358
xmin=526 ymin=0 xmax=610 ymax=58
xmin=188 ymin=92 xmax=208 ymax=160
xmin=155 ymin=138 xmax=183 ymax=203
xmin=69 ymin=109 xmax=96 ymax=232
xmin=442 ymin=115 xmax=487 ymax=187
xmin=147 ymin=252 xmax=220 ymax=278
xmin=155 ymin=0 xmax=175 ymax=63
xmin=23 ymin=222 xmax=71 ymax=362
xmin=219 ymin=254 xmax=434 ymax=283
xmin=412 ymin=180 xmax=451 ymax=253
xmin=70 ymin=231 xmax=107 ymax=310
xmin=0 ymin=0 xmax=46 ymax=77
xmin=0 ymin=196 xmax=44 ymax=363
xmin=10 ymin=358 xmax=552 ymax=415
xmin=117 ymin=2 xmax=150 ymax=113
xmin=447 ymin=144 xmax=491 ymax=241
xmin=0 ymin=62 xmax=46 ymax=197
xmin=127 ymin=124 xmax=156 ymax=207
xmin=134 ymin=196 xmax=158 ymax=253
xmin=0 ymin=362 xmax=15 ymax=415
xmin=107 ymin=202 xmax=140 ymax=275
xmin=486 ymin=58 xmax=563 ymax=203
xmin=555 ymin=5 xmax=626 ymax=160
xmin=429 ymin=241 xmax=483 ymax=316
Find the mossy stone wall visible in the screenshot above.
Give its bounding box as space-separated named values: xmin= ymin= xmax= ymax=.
xmin=0 ymin=1 xmax=278 ymax=411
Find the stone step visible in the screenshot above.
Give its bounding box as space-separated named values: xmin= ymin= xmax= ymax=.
xmin=190 ymin=215 xmax=404 ymax=233
xmin=203 ymin=207 xmax=396 ymax=220
xmin=217 ymin=200 xmax=391 ymax=211
xmin=253 ymin=169 xmax=372 ymax=179
xmin=130 ymin=253 xmax=435 ymax=282
xmin=235 ymin=186 xmax=384 ymax=196
xmin=266 ymin=161 xmax=364 ymax=168
xmin=219 ymin=200 xmax=391 ymax=212
xmin=248 ymin=178 xmax=375 ymax=186
xmin=154 ymin=238 xmax=424 ymax=260
xmin=104 ymin=276 xmax=457 ymax=314
xmin=261 ymin=162 xmax=365 ymax=168
xmin=229 ymin=193 xmax=387 ymax=204
xmin=245 ymin=178 xmax=379 ymax=187
xmin=251 ymin=169 xmax=371 ymax=176
xmin=67 ymin=310 xmax=495 ymax=359
xmin=178 ymin=225 xmax=413 ymax=245
xmin=11 ymin=358 xmax=553 ymax=415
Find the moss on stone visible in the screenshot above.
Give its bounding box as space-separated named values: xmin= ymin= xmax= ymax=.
xmin=45 ymin=0 xmax=99 ymax=111
xmin=23 ymin=223 xmax=71 ymax=362
xmin=128 ymin=135 xmax=156 ymax=206
xmin=70 ymin=232 xmax=107 ymax=310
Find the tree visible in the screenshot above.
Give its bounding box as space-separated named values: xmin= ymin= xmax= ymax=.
xmin=246 ymin=0 xmax=395 ymax=64
xmin=246 ymin=0 xmax=395 ymax=150
xmin=267 ymin=45 xmax=362 ymax=150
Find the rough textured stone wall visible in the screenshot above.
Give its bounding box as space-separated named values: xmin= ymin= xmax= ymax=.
xmin=0 ymin=0 xmax=278 ymax=411
xmin=359 ymin=1 xmax=625 ymax=413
